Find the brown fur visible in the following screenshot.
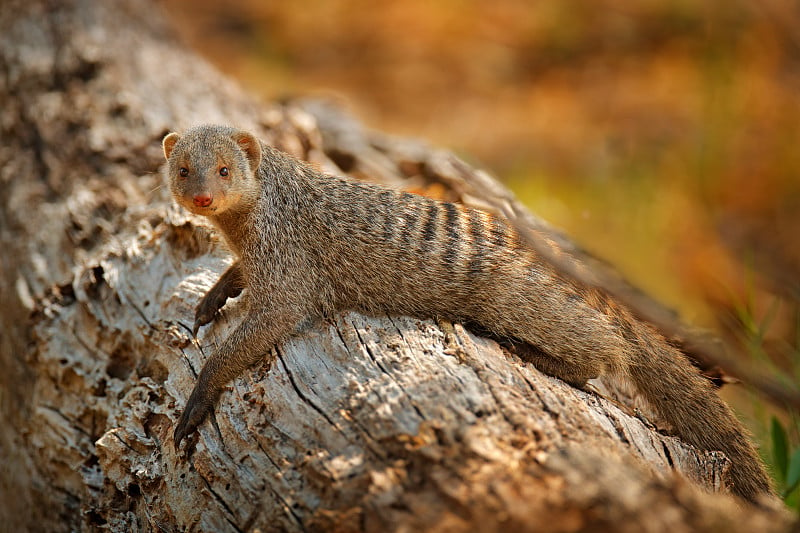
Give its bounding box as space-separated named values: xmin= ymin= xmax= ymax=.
xmin=162 ymin=125 xmax=774 ymax=504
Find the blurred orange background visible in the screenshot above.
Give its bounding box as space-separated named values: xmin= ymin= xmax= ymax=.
xmin=160 ymin=0 xmax=800 ymax=472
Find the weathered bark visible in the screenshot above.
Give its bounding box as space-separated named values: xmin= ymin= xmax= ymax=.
xmin=0 ymin=1 xmax=794 ymax=531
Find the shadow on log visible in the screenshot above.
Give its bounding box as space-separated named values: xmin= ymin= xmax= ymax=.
xmin=0 ymin=0 xmax=794 ymax=531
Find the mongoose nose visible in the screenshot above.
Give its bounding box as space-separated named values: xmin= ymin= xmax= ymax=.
xmin=193 ymin=194 xmax=213 ymax=207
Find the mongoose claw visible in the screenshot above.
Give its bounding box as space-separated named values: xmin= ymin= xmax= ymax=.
xmin=173 ymin=390 xmax=212 ymax=448
xmin=191 ymin=316 xmax=207 ymax=338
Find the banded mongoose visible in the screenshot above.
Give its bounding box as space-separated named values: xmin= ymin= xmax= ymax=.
xmin=162 ymin=124 xmax=773 ymax=504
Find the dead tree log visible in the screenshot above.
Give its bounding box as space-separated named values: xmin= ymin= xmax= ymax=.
xmin=0 ymin=0 xmax=794 ymax=531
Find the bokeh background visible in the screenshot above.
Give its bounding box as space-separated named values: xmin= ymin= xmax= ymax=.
xmin=160 ymin=0 xmax=800 ymax=501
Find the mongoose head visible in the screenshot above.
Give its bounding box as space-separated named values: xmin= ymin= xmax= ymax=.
xmin=162 ymin=125 xmax=262 ymax=216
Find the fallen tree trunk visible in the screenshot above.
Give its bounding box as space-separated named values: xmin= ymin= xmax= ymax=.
xmin=0 ymin=1 xmax=793 ymax=531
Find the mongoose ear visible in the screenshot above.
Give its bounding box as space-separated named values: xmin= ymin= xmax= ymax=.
xmin=232 ymin=131 xmax=262 ymax=172
xmin=162 ymin=133 xmax=181 ymax=160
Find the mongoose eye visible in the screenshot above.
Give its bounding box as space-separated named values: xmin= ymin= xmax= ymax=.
xmin=179 ymin=167 xmax=189 ymax=178
xmin=219 ymin=167 xmax=229 ymax=177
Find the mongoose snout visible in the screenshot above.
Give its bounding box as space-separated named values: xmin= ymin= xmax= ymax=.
xmin=193 ymin=193 xmax=213 ymax=208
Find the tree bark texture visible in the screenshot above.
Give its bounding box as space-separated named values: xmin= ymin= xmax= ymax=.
xmin=0 ymin=1 xmax=794 ymax=531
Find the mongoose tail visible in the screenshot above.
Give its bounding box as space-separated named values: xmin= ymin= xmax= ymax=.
xmin=482 ymin=263 xmax=774 ymax=504
xmin=625 ymin=322 xmax=774 ymax=503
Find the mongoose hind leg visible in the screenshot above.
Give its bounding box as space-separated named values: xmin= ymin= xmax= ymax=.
xmin=193 ymin=262 xmax=244 ymax=336
xmin=512 ymin=342 xmax=601 ymax=389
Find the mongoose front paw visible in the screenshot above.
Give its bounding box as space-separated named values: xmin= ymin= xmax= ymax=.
xmin=192 ymin=280 xmax=244 ymax=336
xmin=193 ymin=293 xmax=227 ymax=336
xmin=173 ymin=391 xmax=213 ymax=448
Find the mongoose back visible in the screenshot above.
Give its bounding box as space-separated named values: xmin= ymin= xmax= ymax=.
xmin=162 ymin=124 xmax=773 ymax=504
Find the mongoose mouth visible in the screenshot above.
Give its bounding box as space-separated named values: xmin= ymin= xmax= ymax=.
xmin=185 ymin=203 xmax=219 ymax=216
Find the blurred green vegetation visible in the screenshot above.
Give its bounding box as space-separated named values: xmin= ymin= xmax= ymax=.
xmin=162 ymin=0 xmax=800 ymax=504
xmin=772 ymin=416 xmax=800 ymax=505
